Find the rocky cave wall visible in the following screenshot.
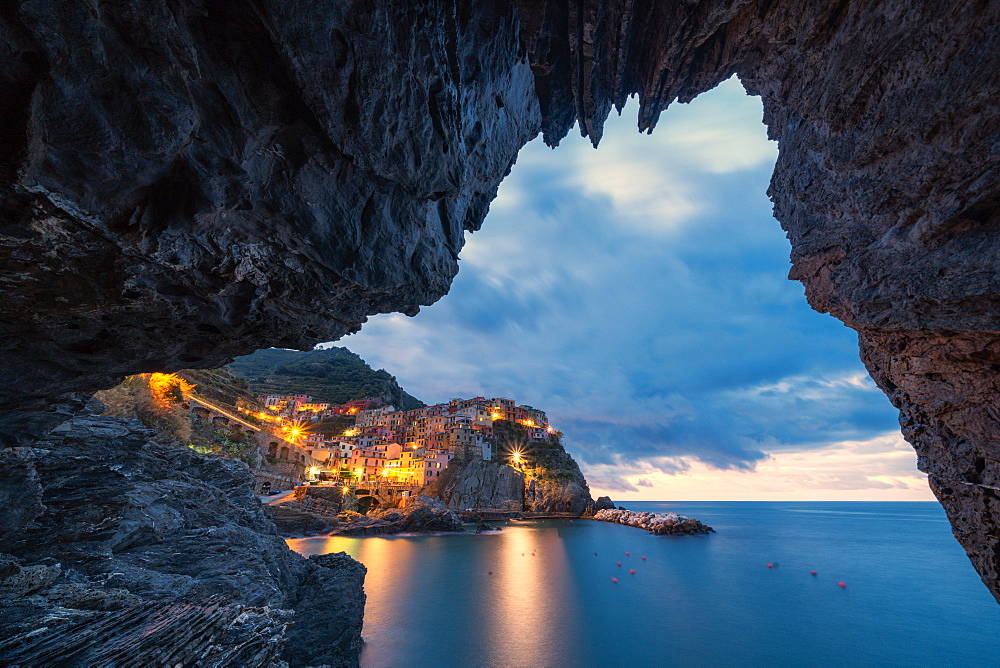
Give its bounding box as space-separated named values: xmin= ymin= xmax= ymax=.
xmin=2 ymin=0 xmax=998 ymax=603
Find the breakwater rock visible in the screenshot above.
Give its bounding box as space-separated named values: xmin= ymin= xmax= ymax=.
xmin=337 ymin=495 xmax=463 ymax=536
xmin=594 ymin=509 xmax=714 ymax=535
xmin=0 ymin=414 xmax=365 ymax=667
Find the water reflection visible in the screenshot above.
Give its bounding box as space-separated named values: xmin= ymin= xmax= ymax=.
xmin=486 ymin=523 xmax=576 ymax=667
xmin=287 ymin=506 xmax=1000 ymax=668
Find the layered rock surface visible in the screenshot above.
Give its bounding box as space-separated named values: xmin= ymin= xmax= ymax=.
xmin=337 ymin=495 xmax=465 ymax=536
xmin=0 ymin=413 xmax=365 ymax=666
xmin=432 ymin=454 xmax=595 ymax=515
xmin=1 ymin=1 xmax=998 ymax=599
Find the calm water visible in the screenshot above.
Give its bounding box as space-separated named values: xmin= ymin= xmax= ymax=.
xmin=287 ymin=502 xmax=1000 ymax=667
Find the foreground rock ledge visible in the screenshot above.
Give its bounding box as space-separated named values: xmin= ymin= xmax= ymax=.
xmin=0 ymin=2 xmax=998 ymax=601
xmin=0 ymin=414 xmax=365 ymax=667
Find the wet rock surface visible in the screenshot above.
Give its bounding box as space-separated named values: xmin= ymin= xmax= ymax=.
xmin=268 ymin=503 xmax=341 ymax=538
xmin=1 ymin=1 xmax=998 ymax=599
xmin=0 ymin=414 xmax=365 ymax=667
xmin=336 ymin=495 xmax=464 ymax=536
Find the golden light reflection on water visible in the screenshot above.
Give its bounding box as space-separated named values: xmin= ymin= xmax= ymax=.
xmin=286 ymin=535 xmax=422 ymax=648
xmin=287 ymin=524 xmax=585 ymax=667
xmin=485 ymin=524 xmax=572 ymax=667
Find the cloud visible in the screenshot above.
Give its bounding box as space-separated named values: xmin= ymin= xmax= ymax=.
xmin=341 ymin=76 xmax=913 ymax=500
xmin=589 ymin=432 xmax=933 ymax=501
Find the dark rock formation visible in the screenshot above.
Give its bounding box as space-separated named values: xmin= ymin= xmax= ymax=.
xmin=0 ymin=0 xmax=538 ymax=446
xmin=336 ymin=495 xmax=464 ymax=536
xmin=1 ymin=0 xmax=999 ymax=599
xmin=434 ymin=459 xmax=527 ymax=511
xmin=522 ymin=437 xmax=597 ymax=514
xmin=432 ymin=454 xmax=595 ymax=515
xmin=0 ymin=413 xmax=365 ymax=666
xmin=268 ymin=502 xmax=340 ymax=538
xmin=525 ymin=476 xmax=593 ymax=515
xmin=594 ymin=496 xmax=616 ymax=511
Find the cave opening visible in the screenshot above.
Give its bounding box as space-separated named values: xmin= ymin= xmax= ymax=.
xmin=343 ymin=76 xmax=919 ymax=504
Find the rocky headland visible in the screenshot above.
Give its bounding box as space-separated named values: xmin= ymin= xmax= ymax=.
xmin=594 ymin=508 xmax=715 ymax=535
xmin=0 ymin=411 xmax=365 ymax=667
xmin=430 ymin=442 xmax=596 ymax=516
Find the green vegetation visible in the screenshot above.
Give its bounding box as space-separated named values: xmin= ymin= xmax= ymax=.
xmin=95 ymin=374 xmax=192 ymax=445
xmin=228 ymin=347 xmax=424 ymax=410
xmin=492 ymin=419 xmax=583 ymax=481
xmin=188 ymin=416 xmax=259 ymax=466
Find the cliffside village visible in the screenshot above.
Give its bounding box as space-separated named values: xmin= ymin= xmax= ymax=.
xmin=232 ymin=394 xmax=555 ymax=496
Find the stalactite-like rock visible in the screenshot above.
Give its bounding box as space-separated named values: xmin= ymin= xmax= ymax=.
xmin=1 ymin=1 xmax=998 ymax=600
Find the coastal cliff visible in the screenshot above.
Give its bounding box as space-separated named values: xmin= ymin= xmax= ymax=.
xmin=0 ymin=1 xmax=998 ymax=600
xmin=430 ymin=437 xmax=595 ymax=515
xmin=0 ymin=411 xmax=365 ymax=667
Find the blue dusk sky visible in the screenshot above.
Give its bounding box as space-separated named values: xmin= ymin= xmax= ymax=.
xmin=339 ymin=77 xmax=932 ymax=501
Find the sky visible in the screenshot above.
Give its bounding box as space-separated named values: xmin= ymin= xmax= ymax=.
xmin=339 ymin=77 xmax=934 ymax=502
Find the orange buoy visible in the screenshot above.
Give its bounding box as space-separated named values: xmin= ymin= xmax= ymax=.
xmin=838 ymin=581 xmax=847 ymax=588
xmin=629 ymin=569 xmax=635 ymax=575
xmin=625 ymin=552 xmax=630 ymax=556
xmin=611 ymin=577 xmax=619 ymax=583
xmin=766 ymin=563 xmax=773 ymax=568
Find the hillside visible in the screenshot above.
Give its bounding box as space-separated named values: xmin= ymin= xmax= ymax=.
xmin=228 ymin=347 xmax=424 ymax=411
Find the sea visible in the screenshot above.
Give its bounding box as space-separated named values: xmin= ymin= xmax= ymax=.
xmin=287 ymin=502 xmax=1000 ymax=668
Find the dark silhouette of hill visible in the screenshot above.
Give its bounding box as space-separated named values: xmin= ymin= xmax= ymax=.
xmin=228 ymin=347 xmax=424 ymax=411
